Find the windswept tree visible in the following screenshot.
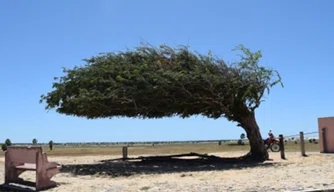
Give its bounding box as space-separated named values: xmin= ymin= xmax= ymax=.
xmin=40 ymin=43 xmax=283 ymax=162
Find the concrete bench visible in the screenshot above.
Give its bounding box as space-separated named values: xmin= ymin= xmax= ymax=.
xmin=4 ymin=146 xmax=61 ymax=191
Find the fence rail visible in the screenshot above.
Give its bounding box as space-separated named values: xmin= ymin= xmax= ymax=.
xmin=283 ymin=131 xmax=318 ymax=139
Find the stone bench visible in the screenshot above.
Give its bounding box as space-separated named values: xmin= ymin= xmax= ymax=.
xmin=4 ymin=146 xmax=61 ymax=191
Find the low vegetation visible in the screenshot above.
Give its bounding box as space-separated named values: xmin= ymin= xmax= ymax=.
xmin=0 ymin=140 xmax=319 ymax=157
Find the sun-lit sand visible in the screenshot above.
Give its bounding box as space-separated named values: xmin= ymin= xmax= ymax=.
xmin=0 ymin=152 xmax=333 ymax=192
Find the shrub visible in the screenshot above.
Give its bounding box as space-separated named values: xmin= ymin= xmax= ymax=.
xmin=237 ymin=139 xmax=245 ymax=145
xmin=1 ymin=144 xmax=7 ymax=151
xmin=5 ymin=139 xmax=11 ymax=146
xmin=32 ymin=138 xmax=38 ymax=145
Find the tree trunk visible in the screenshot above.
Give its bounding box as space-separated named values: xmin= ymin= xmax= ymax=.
xmin=241 ymin=113 xmax=269 ymax=162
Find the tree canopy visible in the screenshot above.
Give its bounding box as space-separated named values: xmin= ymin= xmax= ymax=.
xmin=40 ymin=43 xmax=283 ymax=123
xmin=32 ymin=138 xmax=38 ymax=145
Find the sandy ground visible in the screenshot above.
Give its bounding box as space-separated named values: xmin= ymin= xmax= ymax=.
xmin=0 ymin=152 xmax=334 ymax=192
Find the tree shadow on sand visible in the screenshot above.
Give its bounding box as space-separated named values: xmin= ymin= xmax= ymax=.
xmin=61 ymin=152 xmax=280 ymax=177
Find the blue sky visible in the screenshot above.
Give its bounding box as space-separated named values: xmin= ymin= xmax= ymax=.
xmin=1 ymin=0 xmax=333 ymax=143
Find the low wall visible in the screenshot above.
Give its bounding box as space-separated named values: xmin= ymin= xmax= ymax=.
xmin=318 ymin=117 xmax=334 ymax=153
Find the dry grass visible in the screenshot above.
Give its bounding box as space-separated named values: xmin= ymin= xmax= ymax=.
xmin=0 ymin=141 xmax=318 ymax=157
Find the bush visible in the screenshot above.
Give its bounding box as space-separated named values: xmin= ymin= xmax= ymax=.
xmin=32 ymin=138 xmax=38 ymax=145
xmin=1 ymin=144 xmax=7 ymax=151
xmin=237 ymin=139 xmax=245 ymax=145
xmin=5 ymin=139 xmax=11 ymax=146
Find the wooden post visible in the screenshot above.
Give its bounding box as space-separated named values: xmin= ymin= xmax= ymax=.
xmin=299 ymin=131 xmax=306 ymax=156
xmin=322 ymin=127 xmax=327 ymax=153
xmin=218 ymin=141 xmax=222 ymax=146
xmin=122 ymin=146 xmax=128 ymax=159
xmin=279 ymin=134 xmax=285 ymax=159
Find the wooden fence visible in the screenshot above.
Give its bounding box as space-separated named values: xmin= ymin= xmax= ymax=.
xmin=120 ymin=131 xmax=317 ymax=160
xmin=279 ymin=131 xmax=315 ymax=159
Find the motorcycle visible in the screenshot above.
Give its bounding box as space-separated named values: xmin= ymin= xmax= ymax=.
xmin=263 ymin=138 xmax=281 ymax=152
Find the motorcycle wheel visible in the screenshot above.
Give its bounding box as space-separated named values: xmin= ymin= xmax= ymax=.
xmin=270 ymin=143 xmax=281 ymax=152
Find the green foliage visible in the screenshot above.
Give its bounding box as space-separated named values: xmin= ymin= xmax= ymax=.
xmin=240 ymin=133 xmax=246 ymax=140
xmin=5 ymin=139 xmax=12 ymax=146
xmin=1 ymin=144 xmax=7 ymax=151
xmin=32 ymin=138 xmax=38 ymax=145
xmin=40 ymin=43 xmax=283 ymax=123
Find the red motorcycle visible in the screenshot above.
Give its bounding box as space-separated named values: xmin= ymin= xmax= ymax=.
xmin=263 ymin=138 xmax=281 ymax=152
